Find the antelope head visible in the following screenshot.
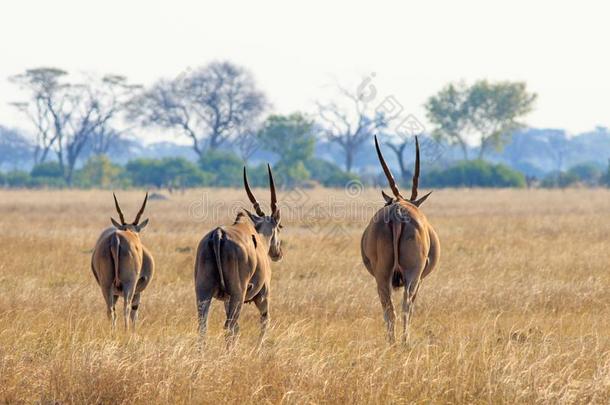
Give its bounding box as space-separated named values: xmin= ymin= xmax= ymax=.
xmin=110 ymin=192 xmax=150 ymax=233
xmin=375 ymin=135 xmax=432 ymax=208
xmin=243 ymin=164 xmax=283 ymax=261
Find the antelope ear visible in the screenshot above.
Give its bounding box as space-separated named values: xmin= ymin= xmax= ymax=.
xmin=136 ymin=218 xmax=149 ymax=232
xmin=412 ymin=191 xmax=432 ymax=207
xmin=381 ymin=190 xmax=393 ymax=205
xmin=272 ymin=208 xmax=281 ymax=223
xmin=111 ymin=217 xmax=122 ymax=228
xmin=244 ymin=209 xmax=263 ymax=225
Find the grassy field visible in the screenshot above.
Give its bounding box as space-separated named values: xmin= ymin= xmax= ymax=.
xmin=0 ymin=188 xmax=608 ymax=404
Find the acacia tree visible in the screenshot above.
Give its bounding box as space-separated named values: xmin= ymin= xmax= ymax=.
xmin=9 ymin=68 xmax=69 ymax=164
xmin=129 ymin=61 xmax=267 ymax=157
xmin=469 ymin=81 xmax=537 ymax=159
xmin=65 ymin=76 xmax=141 ymax=184
xmin=426 ymin=80 xmax=536 ymax=160
xmin=89 ymin=127 xmax=123 ymax=156
xmin=317 ymin=85 xmax=395 ymax=172
xmin=424 ymin=82 xmax=471 ymax=159
xmin=10 ymin=68 xmax=137 ymax=184
xmin=88 ymin=76 xmax=140 ymax=157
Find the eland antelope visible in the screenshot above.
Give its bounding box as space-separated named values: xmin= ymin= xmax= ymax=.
xmin=361 ymin=136 xmax=440 ymax=344
xmin=91 ymin=193 xmax=154 ymax=331
xmin=195 ymin=164 xmax=283 ymax=347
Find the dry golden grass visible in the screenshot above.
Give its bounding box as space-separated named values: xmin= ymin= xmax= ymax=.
xmin=0 ymin=188 xmax=609 ymax=404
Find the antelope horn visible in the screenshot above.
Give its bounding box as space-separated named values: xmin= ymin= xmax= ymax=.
xmin=133 ymin=192 xmax=148 ymax=225
xmin=243 ymin=166 xmax=265 ymax=216
xmin=410 ymin=136 xmax=420 ymax=201
xmin=113 ymin=192 xmax=126 ymax=225
xmin=374 ymin=135 xmax=403 ymax=199
xmin=268 ymin=163 xmax=277 ymax=214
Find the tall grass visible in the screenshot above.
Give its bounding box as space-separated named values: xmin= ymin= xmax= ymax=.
xmin=0 ymin=188 xmax=608 ymax=403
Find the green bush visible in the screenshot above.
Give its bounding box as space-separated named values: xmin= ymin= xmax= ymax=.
xmin=256 ymin=113 xmax=316 ymax=187
xmin=199 ymin=150 xmax=243 ymax=187
xmin=566 ymin=162 xmax=603 ymax=185
xmin=126 ymin=157 xmax=209 ymax=188
xmin=273 ymin=161 xmax=310 ymax=187
xmin=541 ymin=171 xmax=579 ymax=188
xmin=125 ymin=158 xmax=165 ymax=187
xmin=74 ymin=155 xmax=126 ymax=188
xmin=602 ymin=160 xmax=610 ymax=187
xmin=24 ymin=161 xmax=68 ymax=188
xmin=31 ymin=161 xmax=63 ymax=178
xmin=426 ymin=160 xmax=525 ymax=188
xmin=5 ymin=171 xmax=31 ymax=187
xmin=160 ymin=157 xmax=210 ymax=188
xmin=305 ymin=158 xmax=359 ymax=187
xmin=28 ymin=176 xmax=67 ymax=188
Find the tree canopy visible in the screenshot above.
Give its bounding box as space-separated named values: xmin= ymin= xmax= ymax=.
xmin=425 ymin=80 xmax=536 ymax=159
xmin=129 ymin=61 xmax=267 ymax=157
xmin=256 ymin=113 xmax=316 ymax=186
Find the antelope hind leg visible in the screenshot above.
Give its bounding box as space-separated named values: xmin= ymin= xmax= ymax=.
xmin=122 ymin=283 xmax=136 ymax=332
xmin=130 ymin=293 xmax=141 ymax=331
xmin=253 ymin=291 xmax=270 ymax=349
xmin=195 ymin=274 xmax=217 ymax=342
xmin=197 ymin=297 xmax=213 ymax=339
xmin=376 ymin=280 xmax=396 ymax=345
xmin=401 ymin=276 xmax=421 ymax=344
xmin=104 ymin=290 xmax=118 ymax=332
xmin=224 ymin=296 xmax=243 ymax=349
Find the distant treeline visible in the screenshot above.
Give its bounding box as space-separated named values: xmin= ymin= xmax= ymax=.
xmin=3 ymin=61 xmax=610 ymax=190
xmin=0 ymin=152 xmax=356 ymax=190
xmin=3 ymin=150 xmax=610 ymax=189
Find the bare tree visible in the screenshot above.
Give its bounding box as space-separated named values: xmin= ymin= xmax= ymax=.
xmin=11 ymin=69 xmax=137 ymax=185
xmin=129 ymin=61 xmax=267 ymax=157
xmin=89 ymin=127 xmax=122 ymax=156
xmin=87 ymin=76 xmax=141 ymax=157
xmin=317 ymin=85 xmax=395 ymax=172
xmin=62 ymin=75 xmax=139 ymax=184
xmin=9 ymin=68 xmax=70 ymax=164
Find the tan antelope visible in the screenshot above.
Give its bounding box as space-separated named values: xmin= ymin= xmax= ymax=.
xmin=361 ymin=136 xmax=440 ymax=344
xmin=194 ymin=165 xmax=282 ymax=347
xmin=91 ymin=193 xmax=154 ymax=331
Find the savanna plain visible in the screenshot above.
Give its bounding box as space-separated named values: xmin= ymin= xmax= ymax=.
xmin=0 ymin=188 xmax=608 ymax=404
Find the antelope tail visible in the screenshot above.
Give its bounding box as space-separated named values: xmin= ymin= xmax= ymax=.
xmin=391 ymin=206 xmax=405 ymax=288
xmin=211 ymin=228 xmax=226 ymax=292
xmin=110 ymin=233 xmax=121 ymax=289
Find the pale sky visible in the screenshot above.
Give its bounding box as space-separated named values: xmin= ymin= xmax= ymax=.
xmin=0 ymin=0 xmax=608 ymax=141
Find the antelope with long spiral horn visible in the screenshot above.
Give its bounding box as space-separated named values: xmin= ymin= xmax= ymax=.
xmin=91 ymin=192 xmax=154 ymax=331
xmin=194 ymin=164 xmax=283 ymax=347
xmin=361 ymin=136 xmax=440 ymax=344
